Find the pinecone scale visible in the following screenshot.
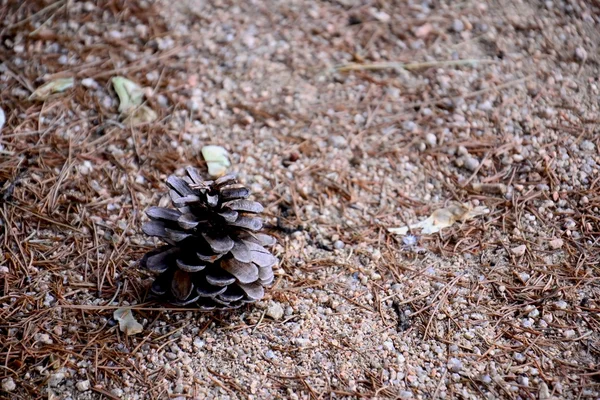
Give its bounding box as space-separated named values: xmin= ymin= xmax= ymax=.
xmin=140 ymin=168 xmax=277 ymax=310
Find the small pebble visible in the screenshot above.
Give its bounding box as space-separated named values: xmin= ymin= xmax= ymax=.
xmin=549 ymin=238 xmax=563 ymax=249
xmin=574 ymin=46 xmax=587 ymax=61
xmin=452 ymin=19 xmax=465 ymax=32
xmin=425 ymin=133 xmax=437 ymax=147
xmin=48 ymin=372 xmax=65 ymax=387
xmin=266 ymin=303 xmax=284 ymax=320
xmin=2 ymin=377 xmax=16 ymax=392
xmin=329 ymin=135 xmax=347 ymax=148
xmin=76 ymin=380 xmax=90 ymax=392
xmin=563 ymin=329 xmax=576 ymax=339
xmin=333 ymin=240 xmax=345 ymax=249
xmin=511 ymin=245 xmax=527 ymax=256
xmin=555 ymin=300 xmax=568 ymax=310
xmin=579 ymin=140 xmax=595 ymax=151
xmin=528 ymin=308 xmax=540 ymax=318
xmin=193 ymin=337 xmax=205 ymax=349
xmin=399 ymin=390 xmax=413 ymax=399
xmin=448 ymin=358 xmax=462 ymax=373
xmin=464 ymin=156 xmax=479 ymax=171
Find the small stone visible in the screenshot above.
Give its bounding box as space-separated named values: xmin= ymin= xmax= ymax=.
xmin=511 ymin=245 xmax=527 ymax=256
xmin=448 ymin=358 xmax=462 ymax=373
xmin=574 ymin=46 xmax=587 ymax=61
xmin=266 ymin=303 xmax=284 ymax=320
xmin=48 ymin=372 xmax=65 ymax=387
xmin=76 ymin=380 xmax=90 ymax=392
xmin=353 ymin=114 xmax=365 ymax=125
xmin=539 ymin=382 xmax=551 ymax=399
xmin=425 ymin=133 xmax=437 ymax=147
xmin=549 ymin=238 xmax=563 ymax=249
xmin=579 ymin=140 xmax=595 ymax=151
xmin=193 ymin=337 xmax=205 ymax=349
xmin=294 ymin=338 xmax=310 ymax=347
xmin=452 ymin=19 xmax=465 ymax=32
xmin=563 ymin=329 xmax=576 ymax=339
xmin=518 ymin=376 xmax=529 ymax=386
xmin=528 ymin=308 xmax=540 ymax=318
xmin=399 ymin=390 xmax=413 ymax=399
xmin=464 ymin=156 xmax=479 ymax=171
xmin=2 ymin=377 xmax=16 ymax=392
xmin=265 ymin=350 xmax=276 ymax=359
xmin=333 ymin=240 xmax=345 ymax=249
xmin=382 ymin=341 xmax=395 ymax=351
xmin=329 ymin=135 xmax=347 ymax=148
xmin=513 ymin=353 xmax=526 ymax=362
xmin=110 ymin=388 xmax=124 ymax=398
xmin=555 ymin=300 xmax=567 ymax=310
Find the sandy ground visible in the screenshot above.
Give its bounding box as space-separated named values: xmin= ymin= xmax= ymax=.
xmin=1 ymin=0 xmax=600 ymax=399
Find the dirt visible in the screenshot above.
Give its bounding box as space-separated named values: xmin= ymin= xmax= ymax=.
xmin=1 ymin=0 xmax=600 ymax=399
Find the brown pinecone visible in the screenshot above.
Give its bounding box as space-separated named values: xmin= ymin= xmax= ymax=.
xmin=140 ymin=167 xmax=277 ymax=310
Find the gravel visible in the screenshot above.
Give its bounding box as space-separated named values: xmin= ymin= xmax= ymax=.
xmin=1 ymin=0 xmax=599 ymax=398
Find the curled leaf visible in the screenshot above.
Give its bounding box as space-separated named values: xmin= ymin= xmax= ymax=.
xmin=388 ymin=203 xmax=489 ymax=235
xmin=201 ymin=145 xmax=231 ymax=177
xmin=124 ymin=105 xmax=158 ymax=125
xmin=111 ymin=77 xmax=156 ymax=125
xmin=113 ymin=308 xmax=143 ymax=335
xmin=29 ymin=78 xmax=74 ymax=101
xmin=111 ymin=77 xmax=144 ymax=113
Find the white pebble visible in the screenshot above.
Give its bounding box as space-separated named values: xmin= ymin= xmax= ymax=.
xmin=425 ymin=133 xmax=437 ymax=147
xmin=448 ymin=358 xmax=462 ymax=372
xmin=549 ymin=238 xmax=563 ymax=249
xmin=2 ymin=377 xmax=16 ymax=392
xmin=580 ymin=140 xmax=595 ymax=151
xmin=76 ymin=380 xmax=91 ymax=392
xmin=563 ymin=329 xmax=576 ymax=339
xmin=48 ymin=372 xmax=65 ymax=387
xmin=464 ymin=156 xmax=479 ymax=171
xmin=399 ymin=390 xmax=413 ymax=399
xmin=267 ymin=303 xmax=284 ymax=320
xmin=81 ymin=78 xmax=98 ymax=89
xmin=452 ymin=19 xmax=465 ymax=32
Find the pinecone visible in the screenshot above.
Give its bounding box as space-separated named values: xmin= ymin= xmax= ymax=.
xmin=140 ymin=167 xmax=277 ymax=310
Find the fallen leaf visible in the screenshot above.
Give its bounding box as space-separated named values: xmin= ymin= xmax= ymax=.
xmin=124 ymin=105 xmax=158 ymax=125
xmin=201 ymin=145 xmax=231 ymax=177
xmin=388 ymin=203 xmax=489 ymax=235
xmin=113 ymin=308 xmax=143 ymax=336
xmin=111 ymin=77 xmax=156 ymax=125
xmin=111 ymin=77 xmax=144 ymax=113
xmin=29 ymin=78 xmax=74 ymax=101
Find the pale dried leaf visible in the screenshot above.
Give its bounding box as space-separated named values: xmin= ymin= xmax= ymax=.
xmin=123 ymin=105 xmax=157 ymax=125
xmin=111 ymin=76 xmax=144 ymax=113
xmin=201 ymin=145 xmax=231 ymax=177
xmin=29 ymin=78 xmax=74 ymax=101
xmin=388 ymin=203 xmax=489 ymax=235
xmin=113 ymin=308 xmax=143 ymax=335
